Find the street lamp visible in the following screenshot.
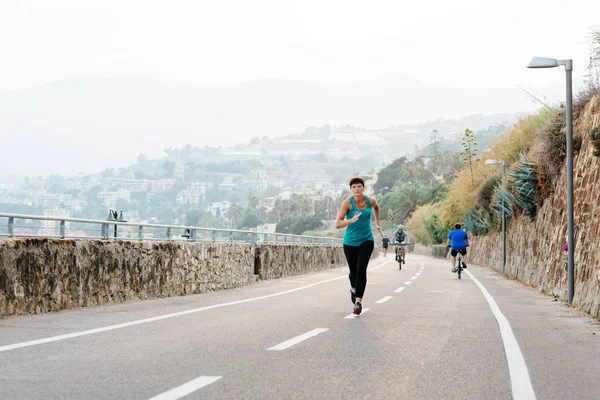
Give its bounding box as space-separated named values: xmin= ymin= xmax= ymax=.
xmin=527 ymin=56 xmax=574 ymax=304
xmin=485 ymin=159 xmax=506 ymax=274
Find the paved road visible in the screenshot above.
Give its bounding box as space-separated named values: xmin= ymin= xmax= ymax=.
xmin=1 ymin=254 xmax=599 ymax=399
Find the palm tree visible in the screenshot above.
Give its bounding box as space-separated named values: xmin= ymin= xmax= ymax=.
xmin=382 ymin=184 xmax=431 ymax=224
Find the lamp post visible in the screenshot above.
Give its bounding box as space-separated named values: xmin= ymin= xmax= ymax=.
xmin=527 ymin=56 xmax=574 ymax=304
xmin=485 ymin=159 xmax=506 ymax=274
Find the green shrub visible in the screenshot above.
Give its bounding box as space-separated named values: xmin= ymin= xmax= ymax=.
xmin=536 ymin=107 xmax=567 ymax=183
xmin=589 ymin=126 xmax=600 ymax=156
xmin=432 ymin=244 xmax=448 ymax=258
xmin=574 ymin=136 xmax=583 ymax=154
xmin=508 ymin=153 xmax=539 ymax=217
xmin=476 ymin=174 xmax=501 ymax=210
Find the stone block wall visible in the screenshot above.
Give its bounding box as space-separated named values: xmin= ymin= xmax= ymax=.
xmin=256 ymin=244 xmax=346 ymax=280
xmin=0 ymin=239 xmax=350 ymax=317
xmin=0 ymin=239 xmax=255 ymax=317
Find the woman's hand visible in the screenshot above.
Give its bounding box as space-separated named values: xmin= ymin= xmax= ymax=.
xmin=349 ymin=212 xmax=361 ymax=224
xmin=376 ymin=225 xmax=384 ymax=237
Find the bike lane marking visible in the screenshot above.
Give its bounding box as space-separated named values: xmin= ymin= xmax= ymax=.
xmin=465 ymin=269 xmax=536 ymax=400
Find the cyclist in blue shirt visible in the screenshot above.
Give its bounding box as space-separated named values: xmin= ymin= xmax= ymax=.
xmin=447 ymin=223 xmax=469 ymax=272
xmin=392 ymin=225 xmax=408 ymax=264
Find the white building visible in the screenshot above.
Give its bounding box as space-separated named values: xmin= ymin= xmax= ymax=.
xmin=33 ymin=194 xmax=73 ymax=208
xmin=40 ymin=207 xmax=71 ymax=233
xmin=97 ymin=190 xmax=131 ymax=207
xmin=176 ymin=189 xmax=205 ymax=205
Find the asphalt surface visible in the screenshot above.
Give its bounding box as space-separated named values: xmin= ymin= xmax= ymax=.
xmin=1 ymin=254 xmax=599 ymax=400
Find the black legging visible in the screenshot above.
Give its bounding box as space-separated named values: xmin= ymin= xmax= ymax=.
xmin=343 ymin=240 xmax=374 ymax=299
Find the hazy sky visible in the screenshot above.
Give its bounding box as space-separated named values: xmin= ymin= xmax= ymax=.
xmin=1 ymin=0 xmax=599 ymax=92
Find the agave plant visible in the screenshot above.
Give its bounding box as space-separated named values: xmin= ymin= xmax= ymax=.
xmin=463 ymin=208 xmax=491 ymax=236
xmin=508 ymin=153 xmax=538 ymax=217
xmin=492 ymin=184 xmax=514 ymax=219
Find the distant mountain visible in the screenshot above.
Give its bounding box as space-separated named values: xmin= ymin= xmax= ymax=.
xmin=0 ymin=76 xmax=544 ymax=176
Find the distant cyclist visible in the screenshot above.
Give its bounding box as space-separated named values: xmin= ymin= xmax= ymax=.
xmin=392 ymin=225 xmax=408 ymax=264
xmin=447 ymin=223 xmax=469 ymax=272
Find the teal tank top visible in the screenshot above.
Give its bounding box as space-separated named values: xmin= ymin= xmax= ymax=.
xmin=343 ymin=196 xmax=374 ymax=246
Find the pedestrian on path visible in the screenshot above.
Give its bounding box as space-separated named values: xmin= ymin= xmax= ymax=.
xmin=382 ymin=236 xmax=390 ymax=257
xmin=336 ymin=176 xmax=384 ymax=315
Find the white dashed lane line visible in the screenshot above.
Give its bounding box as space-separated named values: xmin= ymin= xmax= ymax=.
xmin=344 ymin=308 xmax=371 ymax=319
xmin=404 ymin=281 xmax=412 ymax=285
xmin=375 ymin=296 xmax=394 ymax=304
xmin=267 ymin=328 xmax=329 ymax=351
xmin=394 ymin=287 xmax=406 ymax=293
xmin=148 ymin=376 xmax=222 ymax=400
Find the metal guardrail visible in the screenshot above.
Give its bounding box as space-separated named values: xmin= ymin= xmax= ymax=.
xmin=0 ymin=213 xmax=342 ymax=246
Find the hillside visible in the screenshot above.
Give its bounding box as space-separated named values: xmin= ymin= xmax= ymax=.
xmin=1 ymin=76 xmax=540 ymax=176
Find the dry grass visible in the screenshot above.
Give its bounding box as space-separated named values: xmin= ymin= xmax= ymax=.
xmin=533 ymin=108 xmax=566 ymax=185
xmin=405 ymin=204 xmax=430 ymax=244
xmin=406 ymin=109 xmax=555 ymax=230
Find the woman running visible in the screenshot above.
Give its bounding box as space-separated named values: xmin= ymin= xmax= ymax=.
xmin=336 ymin=176 xmax=384 ymax=315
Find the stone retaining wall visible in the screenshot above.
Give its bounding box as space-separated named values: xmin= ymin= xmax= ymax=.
xmin=0 ymin=238 xmax=347 ymax=318
xmin=256 ymin=244 xmax=346 ymax=280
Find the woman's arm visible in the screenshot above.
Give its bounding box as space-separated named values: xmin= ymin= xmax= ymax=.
xmin=335 ymin=199 xmax=358 ymax=229
xmin=370 ymin=197 xmax=384 ymax=237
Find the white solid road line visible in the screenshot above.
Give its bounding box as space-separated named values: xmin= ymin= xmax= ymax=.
xmin=148 ymin=376 xmax=222 ymax=400
xmin=465 ymin=270 xmax=536 ymax=400
xmin=404 ymin=281 xmax=412 ymax=285
xmin=0 ymin=259 xmax=395 ymax=353
xmin=375 ymin=296 xmax=393 ymax=304
xmin=393 ymin=287 xmax=406 ymax=293
xmin=267 ymin=328 xmax=329 ymax=351
xmin=344 ymin=308 xmax=371 ymax=319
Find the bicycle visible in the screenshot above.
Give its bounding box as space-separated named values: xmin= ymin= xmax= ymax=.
xmin=455 ymin=251 xmax=463 ymax=279
xmin=395 ymin=241 xmax=408 ymax=270
xmin=448 ymin=245 xmax=468 ymax=279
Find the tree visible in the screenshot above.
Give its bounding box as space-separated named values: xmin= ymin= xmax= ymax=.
xmin=185 ymin=209 xmax=204 ymax=226
xmin=380 ymin=184 xmax=431 ymax=224
xmin=460 ymin=128 xmax=479 ymax=189
xmin=428 ymin=129 xmax=443 ymax=157
xmin=239 ymin=214 xmax=261 ymax=230
xmin=163 ymin=161 xmax=176 ymax=178
xmin=226 ymin=204 xmax=245 ymax=228
xmin=115 ymin=198 xmax=131 ymax=211
xmin=374 ymin=157 xmax=409 ymax=194
xmin=430 ymin=151 xmax=462 ymax=182
xmin=101 ymin=168 xmax=116 ymax=178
